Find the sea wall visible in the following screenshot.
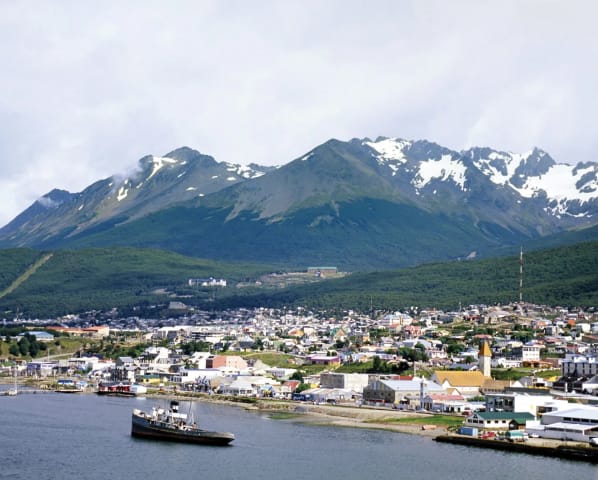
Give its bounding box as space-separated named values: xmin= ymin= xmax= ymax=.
xmin=434 ymin=435 xmax=598 ymax=464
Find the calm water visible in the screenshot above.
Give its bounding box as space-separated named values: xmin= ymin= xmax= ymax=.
xmin=0 ymin=393 xmax=593 ymax=480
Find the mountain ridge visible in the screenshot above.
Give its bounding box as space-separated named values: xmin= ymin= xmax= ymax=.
xmin=1 ymin=136 xmax=597 ymax=270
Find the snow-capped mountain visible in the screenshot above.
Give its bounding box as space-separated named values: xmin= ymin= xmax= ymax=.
xmin=0 ymin=137 xmax=596 ymax=269
xmin=0 ymin=147 xmax=273 ymax=247
xmin=365 ymin=137 xmax=597 ymax=222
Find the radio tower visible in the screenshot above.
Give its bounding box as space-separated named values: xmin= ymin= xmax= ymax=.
xmin=519 ymin=246 xmax=524 ymax=304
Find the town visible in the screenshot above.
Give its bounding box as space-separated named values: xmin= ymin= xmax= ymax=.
xmin=1 ymin=301 xmax=597 ymax=450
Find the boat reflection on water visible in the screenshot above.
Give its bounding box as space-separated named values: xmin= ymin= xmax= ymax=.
xmin=131 ymin=400 xmax=235 ymax=446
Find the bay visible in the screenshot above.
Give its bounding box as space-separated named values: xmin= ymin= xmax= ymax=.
xmin=0 ymin=393 xmax=593 ymax=480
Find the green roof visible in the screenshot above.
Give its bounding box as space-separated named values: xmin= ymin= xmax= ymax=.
xmin=476 ymin=412 xmax=535 ymax=422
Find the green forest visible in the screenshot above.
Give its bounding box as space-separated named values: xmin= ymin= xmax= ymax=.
xmin=0 ymin=241 xmax=596 ymax=319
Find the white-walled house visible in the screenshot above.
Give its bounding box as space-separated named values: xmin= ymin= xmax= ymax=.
xmin=171 ymin=368 xmax=224 ymax=385
xmin=187 ymin=351 xmax=211 ymax=369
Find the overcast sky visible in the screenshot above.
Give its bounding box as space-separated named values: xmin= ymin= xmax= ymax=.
xmin=1 ymin=1 xmax=597 ymax=227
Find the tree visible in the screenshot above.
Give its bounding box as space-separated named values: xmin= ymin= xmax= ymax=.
xmin=295 ymin=383 xmax=311 ymax=393
xmin=372 ymin=355 xmax=383 ymax=372
xmin=18 ymin=336 xmax=30 ymax=356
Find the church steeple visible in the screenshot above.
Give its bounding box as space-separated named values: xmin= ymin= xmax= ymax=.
xmin=479 ymin=340 xmax=492 ymax=377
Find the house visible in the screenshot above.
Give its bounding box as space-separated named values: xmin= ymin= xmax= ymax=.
xmin=479 ymin=379 xmax=523 ymax=395
xmin=206 ymin=355 xmax=248 ymax=371
xmin=464 ymin=411 xmax=535 ymax=430
xmin=218 ymin=379 xmax=257 ymax=396
xmin=430 ymin=370 xmax=486 ymax=397
xmin=306 ymin=354 xmax=341 ymax=366
xmin=114 ymin=356 xmax=137 ymax=382
xmin=421 ymin=393 xmax=467 ymax=413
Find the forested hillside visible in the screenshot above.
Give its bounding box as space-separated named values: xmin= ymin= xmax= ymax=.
xmin=0 ymin=242 xmax=595 ymax=319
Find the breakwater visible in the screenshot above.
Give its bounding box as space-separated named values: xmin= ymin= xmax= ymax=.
xmin=434 ymin=435 xmax=598 ymax=464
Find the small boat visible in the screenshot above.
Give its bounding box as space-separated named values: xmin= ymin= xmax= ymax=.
xmin=131 ymin=400 xmax=234 ymax=446
xmin=54 ymin=388 xmax=84 ymax=393
xmin=5 ymin=372 xmax=18 ymax=396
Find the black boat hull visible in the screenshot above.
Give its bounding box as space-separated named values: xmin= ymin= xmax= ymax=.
xmin=131 ymin=412 xmax=234 ymax=446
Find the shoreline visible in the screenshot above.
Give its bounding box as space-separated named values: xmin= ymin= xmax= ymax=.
xmin=4 ymin=381 xmax=598 ymax=462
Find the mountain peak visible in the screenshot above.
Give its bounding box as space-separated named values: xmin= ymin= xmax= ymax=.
xmin=37 ymin=189 xmax=73 ymax=209
xmin=1 ymin=137 xmax=597 ymax=257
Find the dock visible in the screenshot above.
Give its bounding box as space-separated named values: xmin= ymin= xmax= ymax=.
xmin=434 ymin=435 xmax=598 ymax=464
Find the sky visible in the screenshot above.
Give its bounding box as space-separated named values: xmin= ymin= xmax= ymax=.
xmin=1 ymin=0 xmax=597 ymax=227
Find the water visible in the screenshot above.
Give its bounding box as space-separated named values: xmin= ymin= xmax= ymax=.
xmin=0 ymin=393 xmax=593 ymax=480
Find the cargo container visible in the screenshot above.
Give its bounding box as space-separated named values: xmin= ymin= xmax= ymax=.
xmin=457 ymin=426 xmax=478 ymax=436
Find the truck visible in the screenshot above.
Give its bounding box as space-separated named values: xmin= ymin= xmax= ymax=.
xmin=506 ymin=430 xmax=528 ymax=442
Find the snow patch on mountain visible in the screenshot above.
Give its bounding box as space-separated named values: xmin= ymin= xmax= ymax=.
xmin=413 ymin=154 xmax=467 ymax=191
xmin=473 ymin=149 xmax=597 ymax=209
xmin=148 ymin=156 xmax=179 ymax=180
xmin=364 ymin=137 xmax=411 ymax=165
xmin=517 ymin=163 xmax=596 ymax=202
xmin=117 ymin=185 xmax=129 ymax=202
xmin=225 ymin=163 xmax=266 ymax=179
xmin=477 ymin=150 xmax=534 ymax=185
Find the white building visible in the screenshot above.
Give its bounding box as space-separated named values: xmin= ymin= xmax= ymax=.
xmin=485 ymin=392 xmax=569 ymax=416
xmin=319 ymin=373 xmax=370 ymax=393
xmin=561 ymin=353 xmax=598 ymax=377
xmin=521 ymin=344 xmax=541 ymax=362
xmin=527 ymin=405 xmax=598 ymax=443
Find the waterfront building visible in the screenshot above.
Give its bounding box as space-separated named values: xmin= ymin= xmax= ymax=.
xmin=484 ymin=391 xmax=568 ymax=416
xmin=464 ymin=411 xmax=535 ymax=430
xmin=362 ymin=378 xmax=445 ymax=407
xmin=527 ymin=405 xmax=598 ymax=443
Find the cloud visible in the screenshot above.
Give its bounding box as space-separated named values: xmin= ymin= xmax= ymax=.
xmin=0 ymin=1 xmax=597 ymax=226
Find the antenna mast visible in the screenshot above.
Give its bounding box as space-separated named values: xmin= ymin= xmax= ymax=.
xmin=519 ymin=246 xmax=523 ymax=304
